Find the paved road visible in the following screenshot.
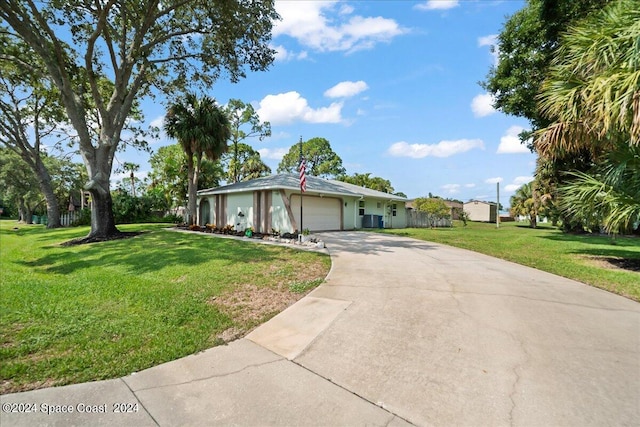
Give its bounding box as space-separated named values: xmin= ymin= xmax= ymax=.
xmin=2 ymin=231 xmax=639 ymax=426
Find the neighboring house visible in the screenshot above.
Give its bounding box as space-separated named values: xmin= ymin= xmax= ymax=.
xmin=464 ymin=200 xmax=497 ymax=222
xmin=196 ymin=173 xmax=407 ymax=233
xmin=443 ymin=200 xmax=463 ymax=220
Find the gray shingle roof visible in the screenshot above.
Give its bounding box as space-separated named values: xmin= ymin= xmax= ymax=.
xmin=198 ymin=173 xmax=406 ymax=201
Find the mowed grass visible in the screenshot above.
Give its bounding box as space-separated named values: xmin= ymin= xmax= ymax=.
xmin=0 ymin=221 xmax=330 ymax=394
xmin=377 ymin=221 xmax=640 ymax=301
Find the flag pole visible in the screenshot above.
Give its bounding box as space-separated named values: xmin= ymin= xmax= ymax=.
xmin=299 ymin=136 xmax=304 ymax=234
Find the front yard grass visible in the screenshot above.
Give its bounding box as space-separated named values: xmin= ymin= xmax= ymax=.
xmin=377 ymin=221 xmax=640 ymax=301
xmin=0 ymin=221 xmax=330 ymax=394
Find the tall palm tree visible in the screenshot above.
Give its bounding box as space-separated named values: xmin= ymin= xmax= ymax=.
xmin=535 ymin=0 xmax=639 ymax=158
xmin=534 ymin=0 xmax=639 ymax=234
xmin=165 ymin=94 xmax=230 ymax=225
xmin=510 ymin=181 xmax=542 ymax=228
xmin=121 ymin=162 xmax=139 ymax=197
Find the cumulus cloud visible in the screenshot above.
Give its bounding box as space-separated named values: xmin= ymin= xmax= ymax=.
xmin=441 ymin=184 xmax=461 ymax=194
xmin=497 ymin=125 xmax=531 ymax=154
xmin=387 ymin=139 xmax=484 ymax=158
xmin=257 ymin=147 xmax=289 ymax=160
xmin=485 ymin=177 xmax=503 ymax=184
xmin=273 ymin=2 xmax=406 ymax=53
xmin=478 ymin=34 xmax=499 ymax=65
xmin=471 ymin=93 xmax=496 ymax=117
xmin=504 ymin=176 xmax=534 ymax=192
xmin=256 ymin=91 xmax=343 ymax=125
xmin=272 ymin=44 xmax=308 ymax=62
xmin=414 ymin=0 xmax=460 ymax=11
xmin=324 ymin=80 xmax=369 ymax=98
xmin=149 ymin=115 xmax=164 ymax=129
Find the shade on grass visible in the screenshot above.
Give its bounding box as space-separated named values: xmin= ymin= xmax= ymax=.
xmin=0 ymin=222 xmax=330 ymax=393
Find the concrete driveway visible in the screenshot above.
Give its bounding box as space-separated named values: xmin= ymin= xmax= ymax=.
xmin=2 ymin=231 xmax=639 ymax=426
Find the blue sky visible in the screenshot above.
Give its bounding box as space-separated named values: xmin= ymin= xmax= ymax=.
xmin=117 ymin=0 xmax=536 ymax=203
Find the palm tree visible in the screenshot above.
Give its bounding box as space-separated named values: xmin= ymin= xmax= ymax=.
xmin=165 ymin=94 xmax=230 ymax=225
xmin=534 ymin=0 xmax=639 ymax=234
xmin=121 ymin=162 xmax=139 ymax=197
xmin=535 ymin=0 xmax=639 ymax=158
xmin=559 ymin=145 xmax=640 ymax=234
xmin=510 ymin=181 xmax=542 ymax=228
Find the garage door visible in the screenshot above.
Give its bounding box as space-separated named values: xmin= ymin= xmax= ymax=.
xmin=290 ymin=195 xmax=341 ymax=231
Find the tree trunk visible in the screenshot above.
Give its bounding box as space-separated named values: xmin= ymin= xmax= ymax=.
xmin=82 ymin=145 xmax=121 ymax=241
xmin=187 ymin=154 xmax=197 ymax=226
xmin=34 ymin=158 xmax=61 ymax=228
xmin=18 ymin=197 xmax=33 ymax=224
xmin=87 ymin=187 xmax=119 ymax=239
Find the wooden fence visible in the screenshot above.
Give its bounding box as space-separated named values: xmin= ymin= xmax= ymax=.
xmin=406 ymin=210 xmax=452 ymax=228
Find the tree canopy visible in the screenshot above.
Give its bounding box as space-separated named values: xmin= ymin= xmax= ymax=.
xmin=148 ymin=144 xmax=223 ymax=210
xmin=0 ymin=0 xmax=278 ymax=240
xmin=223 ymin=99 xmax=271 ymax=183
xmin=338 ymin=173 xmax=394 ymax=194
xmin=482 ymin=0 xmax=610 ymax=135
xmin=277 ymin=137 xmax=346 ymax=179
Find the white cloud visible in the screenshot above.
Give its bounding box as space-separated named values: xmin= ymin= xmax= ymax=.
xmin=478 ymin=34 xmax=497 ymax=48
xmin=464 ymin=183 xmax=476 ymax=188
xmin=497 ymin=125 xmax=531 ymax=154
xmin=471 ymin=93 xmax=496 ymax=117
xmin=485 ymin=177 xmax=503 ymax=184
xmin=324 ymin=80 xmax=369 ymax=98
xmin=273 ymin=2 xmax=406 ymax=53
xmin=388 ymin=139 xmax=484 ymax=158
xmin=256 ymin=91 xmax=343 ymax=125
xmin=441 ymin=184 xmax=461 ymax=194
xmin=504 ymin=176 xmax=534 ymax=192
xmin=513 ymin=176 xmax=534 ymax=185
xmin=149 ymin=115 xmax=164 ymax=129
xmin=272 ymin=44 xmax=308 ymax=62
xmin=414 ymin=1 xmax=460 ymax=11
xmin=478 ymin=34 xmax=499 ymax=65
xmin=258 ymin=147 xmax=289 ymax=160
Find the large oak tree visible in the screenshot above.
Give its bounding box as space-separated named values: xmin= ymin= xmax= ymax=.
xmin=0 ymin=0 xmax=278 ymax=241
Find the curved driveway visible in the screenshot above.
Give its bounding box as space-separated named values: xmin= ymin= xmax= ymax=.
xmin=304 ymin=232 xmax=640 ymax=425
xmin=2 ymin=231 xmax=639 ymax=426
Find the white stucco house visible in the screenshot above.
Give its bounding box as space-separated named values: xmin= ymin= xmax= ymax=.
xmin=196 ymin=173 xmax=407 ymax=233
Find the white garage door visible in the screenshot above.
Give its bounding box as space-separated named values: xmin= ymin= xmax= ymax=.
xmin=291 ymin=195 xmax=341 ymax=231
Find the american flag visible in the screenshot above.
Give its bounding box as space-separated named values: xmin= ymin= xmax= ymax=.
xmin=299 ymin=157 xmax=306 ymax=192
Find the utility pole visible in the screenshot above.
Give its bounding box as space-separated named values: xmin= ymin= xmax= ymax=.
xmin=496 ymin=182 xmax=500 ymax=229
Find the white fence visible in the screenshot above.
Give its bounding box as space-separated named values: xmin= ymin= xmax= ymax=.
xmin=406 ymin=210 xmax=452 ymax=228
xmin=60 ymin=211 xmax=82 ymax=226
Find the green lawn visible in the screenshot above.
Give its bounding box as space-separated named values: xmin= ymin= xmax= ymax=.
xmin=377 ymin=221 xmax=640 ymax=301
xmin=0 ymin=221 xmax=330 ymax=394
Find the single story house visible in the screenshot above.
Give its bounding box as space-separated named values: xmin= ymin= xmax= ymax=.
xmin=196 ymin=173 xmax=408 ymax=233
xmin=463 ymin=200 xmax=498 ymax=222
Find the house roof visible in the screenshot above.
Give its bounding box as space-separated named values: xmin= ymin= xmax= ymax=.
xmin=464 ymin=200 xmax=497 ymax=206
xmin=198 ymin=173 xmax=407 ymax=201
